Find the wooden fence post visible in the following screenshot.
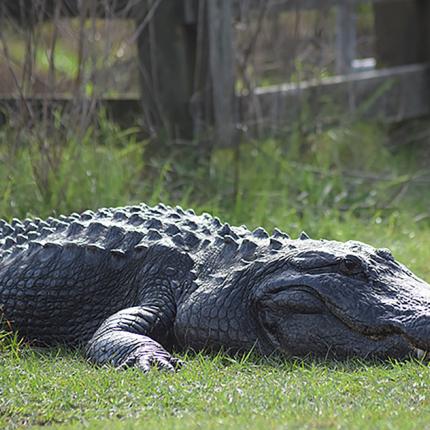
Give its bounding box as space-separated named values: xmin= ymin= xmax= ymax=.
xmin=336 ymin=0 xmax=356 ymax=74
xmin=135 ymin=0 xmax=236 ymax=144
xmin=135 ymin=1 xmax=197 ymax=139
xmin=373 ymin=0 xmax=430 ymax=67
xmin=206 ymin=0 xmax=236 ymax=145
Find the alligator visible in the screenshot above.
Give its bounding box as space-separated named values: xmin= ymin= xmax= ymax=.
xmin=1 ymin=203 xmax=430 ymax=371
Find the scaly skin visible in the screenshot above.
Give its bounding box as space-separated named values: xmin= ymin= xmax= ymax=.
xmin=1 ymin=203 xmax=430 ymax=371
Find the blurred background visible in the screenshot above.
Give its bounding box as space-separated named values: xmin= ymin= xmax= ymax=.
xmin=0 ymin=0 xmax=429 ymax=256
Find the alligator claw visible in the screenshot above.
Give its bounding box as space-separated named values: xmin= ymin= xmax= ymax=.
xmin=110 ymin=345 xmax=182 ymax=373
xmin=132 ymin=352 xmax=183 ymax=373
xmin=95 ymin=338 xmax=182 ymax=373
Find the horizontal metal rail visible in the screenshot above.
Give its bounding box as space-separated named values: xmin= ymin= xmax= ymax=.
xmin=1 ymin=63 xmax=429 ymax=137
xmin=241 ymin=63 xmax=430 ymax=134
xmin=239 ymin=0 xmax=406 ymax=12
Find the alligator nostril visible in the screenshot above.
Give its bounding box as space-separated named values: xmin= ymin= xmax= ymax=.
xmin=377 ymin=248 xmax=394 ymax=261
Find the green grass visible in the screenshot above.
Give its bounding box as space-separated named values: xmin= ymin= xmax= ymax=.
xmin=1 ymin=350 xmax=430 ymax=430
xmin=0 ymin=116 xmax=146 ymax=218
xmin=0 ymin=115 xmax=430 ymax=429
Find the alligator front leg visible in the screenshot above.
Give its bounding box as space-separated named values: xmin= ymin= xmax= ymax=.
xmin=85 ymin=306 xmax=182 ymax=372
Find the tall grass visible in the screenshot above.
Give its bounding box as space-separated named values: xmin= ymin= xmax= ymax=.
xmin=0 ymin=113 xmax=145 ymax=218
xmin=1 ymin=114 xmax=429 ymax=227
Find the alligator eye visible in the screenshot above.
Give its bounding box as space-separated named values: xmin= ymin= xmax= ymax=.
xmin=340 ymin=255 xmax=363 ymax=274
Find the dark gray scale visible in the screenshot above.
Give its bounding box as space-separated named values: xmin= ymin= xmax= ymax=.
xmin=128 ymin=213 xmax=145 ymax=226
xmin=147 ymin=229 xmax=163 ymax=241
xmin=1 ymin=224 xmax=15 ymax=239
xmin=165 ymin=223 xmax=180 ymax=236
xmin=273 ymin=228 xmax=290 ymax=239
xmin=239 ymin=238 xmax=258 ymax=260
xmin=113 ymin=211 xmax=128 ymax=221
xmin=218 ymin=223 xmax=238 ymax=239
xmin=122 ymin=231 xmax=145 ymax=249
xmin=11 ymin=218 xmax=23 ymax=228
xmin=253 ymin=227 xmax=269 ymax=240
xmin=0 ymin=237 xmax=144 ymax=344
xmin=269 ymin=237 xmax=283 ymax=250
xmin=87 ymin=221 xmax=108 ymax=237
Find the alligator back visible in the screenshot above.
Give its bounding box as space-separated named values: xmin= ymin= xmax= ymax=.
xmin=0 ymin=203 xmax=230 ymax=345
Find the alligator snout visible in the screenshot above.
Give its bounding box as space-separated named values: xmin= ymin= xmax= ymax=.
xmin=400 ymin=312 xmax=430 ymax=355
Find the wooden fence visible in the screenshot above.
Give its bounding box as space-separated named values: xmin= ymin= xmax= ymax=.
xmin=1 ymin=0 xmax=430 ymax=144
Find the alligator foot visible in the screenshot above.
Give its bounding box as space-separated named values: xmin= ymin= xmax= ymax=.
xmin=86 ymin=307 xmax=181 ymax=372
xmin=117 ymin=345 xmax=183 ymax=372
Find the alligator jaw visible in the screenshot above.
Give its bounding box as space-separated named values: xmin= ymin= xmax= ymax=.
xmin=329 ymin=305 xmax=430 ymax=360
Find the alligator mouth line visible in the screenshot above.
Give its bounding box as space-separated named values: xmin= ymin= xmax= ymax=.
xmin=289 ymin=287 xmax=398 ymax=338
xmin=325 ymin=302 xmax=430 ymax=360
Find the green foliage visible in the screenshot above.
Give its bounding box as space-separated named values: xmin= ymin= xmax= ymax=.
xmin=0 ymin=113 xmax=146 ymax=219
xmin=1 ymin=113 xmax=428 ymax=230
xmin=0 ymin=330 xmax=23 ymax=360
xmin=0 ymin=114 xmax=429 ymax=429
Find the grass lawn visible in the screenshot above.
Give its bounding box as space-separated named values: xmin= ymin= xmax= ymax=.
xmin=1 ymin=350 xmax=430 ymax=430
xmin=1 ymin=118 xmax=430 ymax=429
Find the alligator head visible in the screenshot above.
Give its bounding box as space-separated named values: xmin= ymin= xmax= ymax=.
xmin=251 ymin=239 xmax=430 ymax=360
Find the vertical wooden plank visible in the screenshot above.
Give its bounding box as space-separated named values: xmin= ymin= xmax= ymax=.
xmin=336 ymin=0 xmax=356 ymax=74
xmin=206 ymin=0 xmax=236 ymax=145
xmin=374 ymin=0 xmax=430 ymax=67
xmin=183 ymin=0 xmax=197 ymax=24
xmin=135 ymin=0 xmax=196 ymax=139
xmin=135 ymin=0 xmax=235 ymax=144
